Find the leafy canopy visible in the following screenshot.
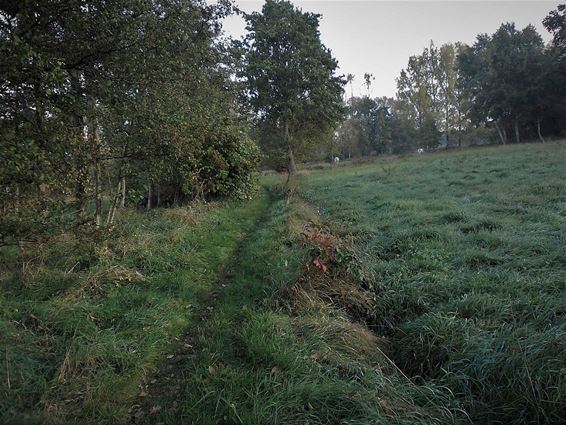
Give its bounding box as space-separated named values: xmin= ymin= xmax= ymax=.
xmin=242 ymin=0 xmax=345 ymax=160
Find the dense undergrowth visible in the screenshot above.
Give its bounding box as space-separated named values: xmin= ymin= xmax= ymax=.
xmin=300 ymin=141 xmax=566 ymax=424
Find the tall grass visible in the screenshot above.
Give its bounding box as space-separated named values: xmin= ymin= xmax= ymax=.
xmin=134 ymin=192 xmax=462 ymax=425
xmin=3 ymin=142 xmax=564 ymax=424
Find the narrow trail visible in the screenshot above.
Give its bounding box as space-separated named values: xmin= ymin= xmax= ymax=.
xmin=129 ymin=189 xmax=278 ymax=424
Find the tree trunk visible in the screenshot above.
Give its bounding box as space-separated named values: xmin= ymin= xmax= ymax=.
xmin=514 ymin=117 xmax=520 ymax=144
xmin=93 ymin=160 xmax=102 ymax=228
xmin=106 ymin=179 xmax=122 ymax=227
xmin=147 ymin=180 xmax=152 ymax=210
xmin=536 ymin=118 xmax=545 ymax=143
xmin=285 ymin=121 xmax=297 ymax=176
xmin=173 ymin=184 xmax=180 ymax=206
xmin=457 ymin=110 xmax=463 ymax=148
xmin=445 ymin=108 xmax=450 ymax=148
xmin=120 ymin=175 xmax=126 ymax=208
xmin=156 ymin=183 xmax=161 ymax=207
xmin=288 ymin=147 xmax=297 ymax=176
xmin=494 ymin=120 xmax=506 ymax=145
xmin=70 ymin=70 xmax=87 ymax=215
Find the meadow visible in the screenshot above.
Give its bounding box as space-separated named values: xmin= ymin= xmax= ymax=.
xmin=300 ymin=141 xmax=566 ymax=424
xmin=1 ymin=141 xmax=564 ymax=424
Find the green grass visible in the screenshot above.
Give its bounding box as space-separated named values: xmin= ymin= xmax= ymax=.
xmin=132 ymin=191 xmax=461 ymax=425
xmin=299 ymin=141 xmax=566 ymax=424
xmin=2 ymin=142 xmax=564 ymax=424
xmin=0 ymin=195 xmax=269 ymax=424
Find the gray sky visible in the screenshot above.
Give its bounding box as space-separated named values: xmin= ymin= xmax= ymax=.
xmin=220 ymin=1 xmax=555 ymax=98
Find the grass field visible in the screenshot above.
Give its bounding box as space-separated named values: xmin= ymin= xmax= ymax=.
xmin=1 ymin=142 xmax=564 ymax=424
xmin=300 ymin=142 xmax=566 ymax=424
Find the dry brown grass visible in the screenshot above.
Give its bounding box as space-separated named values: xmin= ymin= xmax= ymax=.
xmin=161 ymin=201 xmax=217 ymax=226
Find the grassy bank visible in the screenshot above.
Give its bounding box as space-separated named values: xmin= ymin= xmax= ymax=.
xmin=300 ymin=141 xmax=566 ymax=424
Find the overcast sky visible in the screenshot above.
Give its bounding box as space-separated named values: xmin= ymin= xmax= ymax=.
xmin=220 ymin=1 xmax=555 ymax=98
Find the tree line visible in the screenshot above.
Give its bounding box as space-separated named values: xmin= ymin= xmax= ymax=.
xmin=1 ymin=0 xmax=349 ymax=246
xmin=2 ymin=1 xmax=565 ymax=246
xmin=332 ymin=4 xmax=566 ymax=158
xmin=1 ymin=1 xmax=243 ymax=246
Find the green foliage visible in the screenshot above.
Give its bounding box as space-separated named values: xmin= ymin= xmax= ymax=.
xmin=543 ymin=3 xmax=566 ymax=52
xmin=458 ymin=23 xmax=550 ymax=142
xmin=0 ymin=0 xmax=259 ymax=245
xmin=198 ymin=130 xmax=261 ymax=200
xmin=241 ymin=0 xmax=345 ymax=170
xmin=396 ymin=42 xmax=470 ymax=148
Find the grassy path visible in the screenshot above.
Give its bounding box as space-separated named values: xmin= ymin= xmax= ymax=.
xmin=129 ymin=188 xmax=302 ymax=424
xmin=128 ymin=188 xmax=295 ymax=423
xmin=1 ymin=190 xmax=272 ymax=424
xmin=128 ymin=187 xmax=462 ymax=425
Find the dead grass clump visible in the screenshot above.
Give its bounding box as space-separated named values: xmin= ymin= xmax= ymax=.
xmin=162 ymin=201 xmax=216 ymax=226
xmin=294 ymin=315 xmax=386 ymax=363
xmin=281 ymin=274 xmax=376 ymax=323
xmin=278 ymin=195 xmax=377 ymax=323
xmin=69 ymin=265 xmax=148 ymax=299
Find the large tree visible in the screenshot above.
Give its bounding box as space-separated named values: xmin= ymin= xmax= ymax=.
xmin=242 ymin=0 xmax=345 ymax=175
xmin=458 ymin=23 xmax=547 ymax=144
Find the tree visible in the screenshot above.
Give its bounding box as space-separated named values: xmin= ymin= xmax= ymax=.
xmin=541 ymin=4 xmax=566 ymax=139
xmin=242 ymin=0 xmax=345 ymax=175
xmin=0 ymin=0 xmax=259 ymax=247
xmin=458 ymin=23 xmax=547 ymax=144
xmin=397 ymin=41 xmax=469 ymax=148
xmin=345 ymin=73 xmax=355 ymax=100
xmin=363 ymin=73 xmax=375 ymax=97
xmin=543 ymin=3 xmax=566 ymax=52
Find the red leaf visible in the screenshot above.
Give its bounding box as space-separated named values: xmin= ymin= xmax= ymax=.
xmin=312 ymin=257 xmax=328 ymax=272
